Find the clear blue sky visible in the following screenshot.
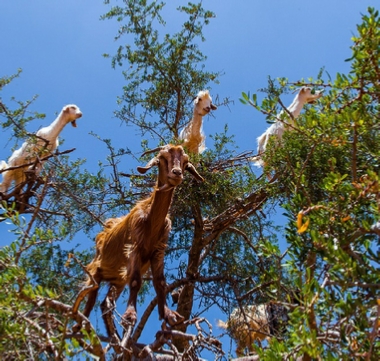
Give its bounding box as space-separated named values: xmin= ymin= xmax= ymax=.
xmin=0 ymin=0 xmax=377 ymax=357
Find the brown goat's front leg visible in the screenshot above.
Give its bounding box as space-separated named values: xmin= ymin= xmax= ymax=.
xmin=151 ymin=253 xmax=184 ymax=326
xmin=121 ymin=268 xmax=142 ymax=327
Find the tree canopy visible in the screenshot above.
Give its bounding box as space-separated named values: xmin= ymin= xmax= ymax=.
xmin=0 ymin=2 xmax=379 ymax=360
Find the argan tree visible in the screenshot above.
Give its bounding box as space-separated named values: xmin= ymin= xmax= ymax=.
xmin=240 ymin=7 xmax=380 ymax=360
xmin=0 ymin=2 xmax=379 ymax=360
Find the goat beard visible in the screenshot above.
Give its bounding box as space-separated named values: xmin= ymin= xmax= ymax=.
xmin=158 ymin=183 xmax=175 ymax=192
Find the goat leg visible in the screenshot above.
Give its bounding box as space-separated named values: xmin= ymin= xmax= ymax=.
xmin=122 ymin=305 xmax=138 ymax=327
xmin=121 ymin=271 xmax=142 ymax=327
xmin=163 ymin=305 xmax=185 ymax=326
xmin=101 ymin=287 xmax=122 ymax=353
xmin=72 ymin=282 xmax=99 ymax=315
xmin=71 ymin=282 xmax=99 ymax=332
xmin=151 ymin=256 xmax=184 ymax=326
xmin=71 ymin=266 xmax=102 ymax=332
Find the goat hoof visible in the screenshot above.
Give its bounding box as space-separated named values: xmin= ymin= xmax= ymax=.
xmin=121 ymin=308 xmax=137 ymax=327
xmin=166 ymin=310 xmax=185 ymax=326
xmin=72 ymin=323 xmax=82 ymax=333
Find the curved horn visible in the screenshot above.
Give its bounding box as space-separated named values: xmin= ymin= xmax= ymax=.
xmin=141 ymin=146 xmax=166 ymax=157
xmin=185 ymin=162 xmax=204 ymax=182
xmin=137 ymin=157 xmax=160 ymax=174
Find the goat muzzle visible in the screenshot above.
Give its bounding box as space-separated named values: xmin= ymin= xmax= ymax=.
xmin=171 ymin=168 xmax=182 ymax=176
xmin=161 ymin=170 xmax=184 ymax=190
xmin=71 ymin=113 xmax=82 ymax=127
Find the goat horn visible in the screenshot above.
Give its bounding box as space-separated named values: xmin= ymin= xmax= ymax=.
xmin=141 ymin=146 xmax=166 ymax=157
xmin=186 ymin=163 xmax=204 ymax=182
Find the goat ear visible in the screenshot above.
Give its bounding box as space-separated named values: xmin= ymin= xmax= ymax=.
xmin=185 ymin=163 xmax=204 ymax=182
xmin=211 ymin=103 xmax=217 ymax=110
xmin=137 ymin=157 xmax=160 ymax=174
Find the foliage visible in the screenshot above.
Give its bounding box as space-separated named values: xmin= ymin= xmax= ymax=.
xmin=102 ymin=0 xmax=221 ymax=141
xmin=0 ymin=229 xmax=98 ymax=360
xmin=242 ymin=7 xmax=380 ymax=360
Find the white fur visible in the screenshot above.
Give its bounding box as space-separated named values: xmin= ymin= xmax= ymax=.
xmin=179 ymin=90 xmax=217 ymax=154
xmin=218 ymin=303 xmax=289 ymax=357
xmin=253 ymin=87 xmax=323 ymax=166
xmin=0 ymin=104 xmax=82 ymax=193
xmin=218 ymin=305 xmax=270 ymax=356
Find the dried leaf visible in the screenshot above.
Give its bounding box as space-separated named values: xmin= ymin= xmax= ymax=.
xmin=298 ymin=218 xmax=310 ymax=234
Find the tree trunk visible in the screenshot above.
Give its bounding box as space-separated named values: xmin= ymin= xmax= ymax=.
xmin=174 ymin=204 xmax=204 ymax=351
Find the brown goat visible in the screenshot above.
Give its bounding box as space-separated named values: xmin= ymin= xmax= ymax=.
xmin=76 ymin=145 xmax=204 ymax=336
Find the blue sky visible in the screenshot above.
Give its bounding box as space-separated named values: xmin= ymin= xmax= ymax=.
xmin=0 ymin=0 xmax=377 ymax=357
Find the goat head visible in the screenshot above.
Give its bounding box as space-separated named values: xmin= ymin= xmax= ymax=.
xmin=137 ymin=145 xmax=204 ymax=189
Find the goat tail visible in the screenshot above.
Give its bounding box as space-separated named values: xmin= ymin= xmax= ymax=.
xmin=217 ymin=319 xmax=228 ymax=330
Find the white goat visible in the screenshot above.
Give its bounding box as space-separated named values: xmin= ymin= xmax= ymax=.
xmin=178 ymin=90 xmax=217 ymax=154
xmin=0 ymin=104 xmax=82 ymax=194
xmin=252 ymin=87 xmax=323 ymax=167
xmin=218 ymin=303 xmax=289 ymax=357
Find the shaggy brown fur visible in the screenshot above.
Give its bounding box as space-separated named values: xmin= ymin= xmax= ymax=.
xmin=80 ymin=145 xmax=204 ymax=335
